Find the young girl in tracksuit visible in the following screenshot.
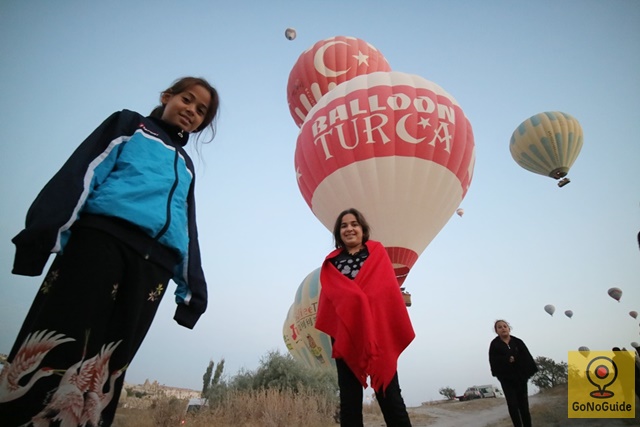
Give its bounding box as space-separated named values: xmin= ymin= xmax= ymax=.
xmin=0 ymin=76 xmax=219 ymax=426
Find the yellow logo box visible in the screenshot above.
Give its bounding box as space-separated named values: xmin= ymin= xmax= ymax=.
xmin=568 ymin=350 xmax=635 ymax=418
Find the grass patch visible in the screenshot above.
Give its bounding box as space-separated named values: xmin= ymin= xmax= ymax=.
xmin=114 ymin=388 xmax=338 ymax=427
xmin=113 ymin=384 xmax=639 ymax=427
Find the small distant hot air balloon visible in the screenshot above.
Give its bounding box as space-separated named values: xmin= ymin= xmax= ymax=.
xmin=564 ymin=310 xmax=573 ymax=319
xmin=607 ymin=287 xmax=622 ymax=302
xmin=544 ymin=304 xmax=555 ymax=316
xmin=285 ymin=28 xmax=297 ymax=41
xmin=510 ymin=111 xmax=583 ymax=188
xmin=456 ymin=208 xmax=464 ymax=217
xmin=630 ymin=311 xmax=638 ymax=319
xmin=631 ymin=342 xmax=639 ymax=348
xmin=578 ymin=346 xmax=590 ymax=358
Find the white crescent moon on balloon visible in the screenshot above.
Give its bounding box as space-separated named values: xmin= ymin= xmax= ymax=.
xmin=314 ymin=40 xmax=351 ymax=78
xmin=396 ymin=114 xmax=426 ymax=144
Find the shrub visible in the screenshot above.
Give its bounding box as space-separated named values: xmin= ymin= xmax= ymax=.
xmin=439 ymin=386 xmax=457 ymax=400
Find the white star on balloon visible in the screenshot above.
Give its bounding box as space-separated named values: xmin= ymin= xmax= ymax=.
xmin=418 ymin=117 xmax=431 ymax=128
xmin=352 ymin=51 xmax=369 ymax=66
xmin=296 ymin=167 xmax=302 ymax=182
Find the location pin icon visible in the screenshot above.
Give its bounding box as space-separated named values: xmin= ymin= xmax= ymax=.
xmin=586 ymin=356 xmax=617 ymax=398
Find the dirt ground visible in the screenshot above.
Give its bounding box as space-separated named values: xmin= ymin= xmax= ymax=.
xmin=364 ymin=386 xmax=639 ymax=427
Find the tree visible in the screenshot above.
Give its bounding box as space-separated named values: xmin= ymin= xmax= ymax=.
xmin=531 ymin=356 xmax=567 ymax=390
xmin=438 ymin=386 xmax=456 ymax=400
xmin=212 ymin=359 xmax=225 ymax=389
xmin=202 ymin=360 xmax=213 ymax=397
xmin=199 ymin=350 xmax=339 ymax=410
xmin=251 ymin=350 xmax=337 ymax=395
xmin=226 ymin=350 xmax=338 ymax=401
xmin=202 ymin=358 xmax=226 ymax=404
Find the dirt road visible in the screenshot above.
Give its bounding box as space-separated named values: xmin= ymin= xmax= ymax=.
xmin=395 ymin=393 xmax=634 ymax=427
xmin=405 ymin=396 xmax=512 ymax=427
xmin=363 ymin=383 xmax=638 ymax=427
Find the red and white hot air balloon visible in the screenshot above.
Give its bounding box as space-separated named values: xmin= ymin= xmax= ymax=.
xmin=287 ymin=36 xmax=392 ymax=127
xmin=294 ymin=71 xmax=475 ymax=286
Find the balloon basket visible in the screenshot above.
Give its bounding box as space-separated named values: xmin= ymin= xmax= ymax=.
xmin=401 ymin=290 xmax=412 ymax=307
xmin=557 ymin=177 xmax=570 ymax=187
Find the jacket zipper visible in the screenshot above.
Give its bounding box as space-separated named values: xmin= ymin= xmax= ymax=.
xmin=155 ymin=148 xmax=180 ymax=239
xmin=144 ymin=147 xmax=180 ymax=259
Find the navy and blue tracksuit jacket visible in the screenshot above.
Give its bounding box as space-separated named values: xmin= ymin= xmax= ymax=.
xmin=11 ymin=109 xmax=207 ymax=329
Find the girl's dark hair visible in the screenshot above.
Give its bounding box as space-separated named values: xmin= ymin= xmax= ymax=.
xmin=150 ymin=76 xmax=220 ymax=138
xmin=332 ymin=208 xmax=371 ymax=249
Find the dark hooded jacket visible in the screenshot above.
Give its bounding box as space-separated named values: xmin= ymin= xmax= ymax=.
xmin=489 ymin=335 xmax=538 ymax=383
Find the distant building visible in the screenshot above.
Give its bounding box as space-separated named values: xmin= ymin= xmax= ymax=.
xmin=119 ymin=380 xmax=201 ymax=409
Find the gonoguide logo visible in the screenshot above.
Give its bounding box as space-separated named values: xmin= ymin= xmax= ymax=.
xmin=568 ymin=350 xmax=635 ymax=419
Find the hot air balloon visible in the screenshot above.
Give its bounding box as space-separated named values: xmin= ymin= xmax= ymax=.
xmin=509 ymin=111 xmax=583 ymax=188
xmin=564 ymin=310 xmax=573 ymax=319
xmin=287 ymin=36 xmax=392 ymax=127
xmin=631 ymin=342 xmax=639 ymax=349
xmin=578 ymin=346 xmax=590 ymax=358
xmin=544 ymin=304 xmax=555 ymax=316
xmin=608 ymin=287 xmax=622 ymax=302
xmin=294 ymin=71 xmax=475 ymax=287
xmin=282 ymin=268 xmax=334 ymax=369
xmin=285 ymin=28 xmax=297 ymax=41
xmin=456 ymin=208 xmax=464 ymax=217
xmin=630 ymin=311 xmax=638 ymax=319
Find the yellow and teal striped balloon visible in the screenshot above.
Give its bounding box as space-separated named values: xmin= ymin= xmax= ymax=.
xmin=282 ymin=268 xmax=335 ymax=369
xmin=510 ymin=111 xmax=583 ymax=186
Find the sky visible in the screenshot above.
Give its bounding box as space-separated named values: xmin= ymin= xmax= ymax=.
xmin=0 ymin=0 xmax=639 ymax=407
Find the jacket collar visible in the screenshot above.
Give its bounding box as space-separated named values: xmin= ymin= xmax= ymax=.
xmin=147 ymin=116 xmax=189 ymax=147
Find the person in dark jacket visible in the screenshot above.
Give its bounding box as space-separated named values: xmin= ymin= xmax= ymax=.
xmin=489 ymin=320 xmax=538 ymax=427
xmin=0 ymin=77 xmax=219 ymax=426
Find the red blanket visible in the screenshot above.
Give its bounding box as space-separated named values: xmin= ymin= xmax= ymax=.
xmin=315 ymin=240 xmax=415 ymax=392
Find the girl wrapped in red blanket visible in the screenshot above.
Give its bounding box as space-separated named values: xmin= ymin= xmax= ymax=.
xmin=315 ymin=208 xmax=415 ymax=427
